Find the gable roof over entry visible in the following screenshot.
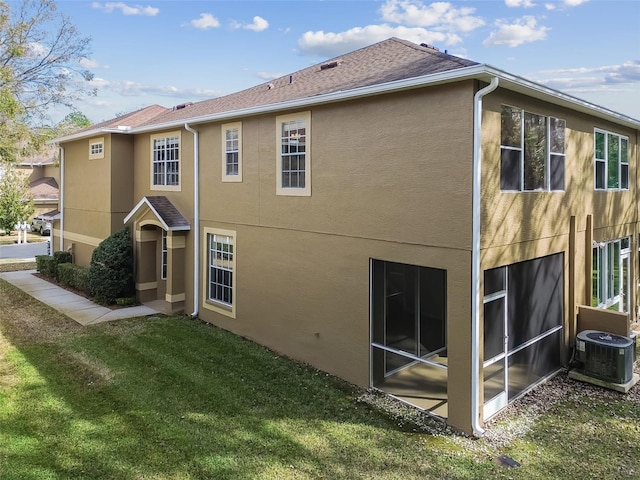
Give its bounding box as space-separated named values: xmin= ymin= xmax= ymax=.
xmin=124 ymin=196 xmax=190 ymax=231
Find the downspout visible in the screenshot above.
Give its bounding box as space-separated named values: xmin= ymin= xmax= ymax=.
xmin=471 ymin=76 xmax=499 ymax=437
xmin=59 ymin=145 xmax=65 ymax=256
xmin=184 ymin=123 xmax=199 ymax=318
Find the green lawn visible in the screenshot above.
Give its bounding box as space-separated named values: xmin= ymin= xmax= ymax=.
xmin=1 ymin=264 xmax=639 ymax=479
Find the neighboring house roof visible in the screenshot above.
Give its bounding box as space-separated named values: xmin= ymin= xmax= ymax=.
xmin=51 ymin=37 xmax=640 ymax=144
xmin=39 ymin=209 xmax=61 ymax=220
xmin=18 ymin=144 xmax=57 ymax=166
xmin=124 ymin=196 xmax=191 ymax=231
xmin=29 ymin=176 xmax=59 ymax=201
xmin=72 ymin=104 xmax=170 ymax=135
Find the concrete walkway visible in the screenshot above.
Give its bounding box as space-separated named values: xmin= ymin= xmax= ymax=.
xmin=0 ymin=269 xmax=161 ymax=326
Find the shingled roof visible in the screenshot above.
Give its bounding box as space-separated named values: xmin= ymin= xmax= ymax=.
xmin=139 ymin=38 xmax=477 ymax=127
xmin=75 ymin=104 xmax=169 ymax=134
xmin=29 ymin=177 xmax=59 ymax=201
xmin=123 ymin=196 xmax=190 ymax=231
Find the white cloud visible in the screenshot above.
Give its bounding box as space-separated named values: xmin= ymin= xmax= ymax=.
xmin=483 ymin=16 xmax=549 ymax=47
xmin=79 ymin=58 xmax=109 ymax=69
xmin=537 ymin=61 xmax=640 ymax=84
xmin=505 ymin=0 xmax=535 ymax=7
xmin=544 ymin=3 xmax=556 ymax=10
xmin=245 ymin=16 xmax=269 ymax=32
xmin=89 ymin=77 xmax=222 ymax=99
xmin=379 ymin=0 xmax=484 ymax=32
xmin=91 ymin=2 xmax=159 ymax=16
xmin=256 ymin=71 xmax=285 ymax=80
xmin=191 ymin=13 xmax=220 ymax=30
xmin=564 ymin=0 xmax=588 ymax=6
xmin=299 ymin=25 xmax=461 ymax=57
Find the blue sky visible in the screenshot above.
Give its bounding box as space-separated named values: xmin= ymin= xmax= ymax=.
xmin=51 ymin=0 xmax=640 ymax=123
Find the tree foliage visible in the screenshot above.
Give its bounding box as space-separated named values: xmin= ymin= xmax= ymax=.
xmin=0 ymin=162 xmax=34 ymax=233
xmin=0 ymin=0 xmax=94 ymax=162
xmin=89 ymin=228 xmax=135 ymax=305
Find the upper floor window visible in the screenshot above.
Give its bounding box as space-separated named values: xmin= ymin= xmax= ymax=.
xmin=500 ymin=106 xmax=565 ymax=192
xmin=276 ymin=111 xmax=311 ymax=196
xmin=595 ymin=129 xmax=629 ymax=190
xmin=222 ymin=122 xmax=242 ymax=182
xmin=89 ymin=138 xmax=104 ymax=160
xmin=151 ymin=132 xmax=180 ymax=189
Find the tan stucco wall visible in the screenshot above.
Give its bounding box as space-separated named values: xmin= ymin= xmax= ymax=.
xmin=60 ymin=133 xmax=136 ymax=266
xmin=193 ymin=83 xmax=476 ymax=432
xmin=479 ymin=88 xmax=639 ymax=401
xmin=198 ymin=83 xmax=475 ymax=248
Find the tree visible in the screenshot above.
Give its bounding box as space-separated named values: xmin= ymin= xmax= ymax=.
xmin=0 ymin=163 xmax=34 ymax=234
xmin=0 ymin=0 xmax=94 ymax=162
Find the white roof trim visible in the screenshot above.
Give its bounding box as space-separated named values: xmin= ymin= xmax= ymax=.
xmin=50 ymin=64 xmax=640 ymax=145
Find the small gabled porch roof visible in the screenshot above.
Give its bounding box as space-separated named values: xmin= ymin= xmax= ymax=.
xmin=123 ymin=196 xmax=190 ymax=231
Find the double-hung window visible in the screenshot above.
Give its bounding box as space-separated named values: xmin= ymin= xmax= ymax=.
xmin=222 ymin=122 xmax=242 ymax=182
xmin=151 ymin=132 xmax=180 ymax=188
xmin=500 ymin=106 xmax=565 ymax=192
xmin=592 ymin=237 xmax=631 ymax=312
xmin=276 ymin=111 xmax=311 ymax=196
xmin=595 ymin=129 xmax=629 ymax=190
xmin=204 ymin=227 xmax=236 ymax=318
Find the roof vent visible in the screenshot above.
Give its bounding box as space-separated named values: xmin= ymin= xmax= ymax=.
xmin=267 ymin=82 xmax=274 ymax=90
xmin=420 ymin=43 xmax=440 ymax=51
xmin=172 ymin=102 xmax=193 ymax=111
xmin=320 ymin=60 xmax=342 ymax=70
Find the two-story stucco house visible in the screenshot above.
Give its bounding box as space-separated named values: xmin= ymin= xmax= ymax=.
xmin=50 ymin=38 xmax=640 ymax=435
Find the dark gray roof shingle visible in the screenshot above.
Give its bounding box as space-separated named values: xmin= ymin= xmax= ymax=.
xmin=140 ymin=38 xmax=477 ymax=126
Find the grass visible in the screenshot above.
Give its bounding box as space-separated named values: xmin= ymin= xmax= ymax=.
xmin=1 ymin=262 xmax=639 ymax=479
xmin=0 ymin=232 xmax=48 ymax=245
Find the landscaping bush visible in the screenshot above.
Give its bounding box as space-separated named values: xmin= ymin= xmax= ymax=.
xmin=89 ymin=228 xmax=134 ymax=305
xmin=35 ymin=255 xmax=56 ymax=278
xmin=58 ymin=263 xmax=90 ymax=294
xmin=35 ymin=251 xmax=71 ymax=279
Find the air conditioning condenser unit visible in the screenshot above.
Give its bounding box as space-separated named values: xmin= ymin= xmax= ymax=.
xmin=576 ymin=330 xmax=634 ymax=384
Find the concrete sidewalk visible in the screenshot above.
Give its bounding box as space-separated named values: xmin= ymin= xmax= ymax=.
xmin=0 ymin=269 xmax=161 ymax=326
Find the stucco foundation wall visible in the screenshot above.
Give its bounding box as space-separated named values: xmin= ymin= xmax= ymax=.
xmin=197 ymin=221 xmax=472 ymax=428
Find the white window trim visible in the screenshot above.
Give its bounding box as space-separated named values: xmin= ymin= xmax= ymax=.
xmin=202 ymin=227 xmax=236 ymax=319
xmin=222 ymin=122 xmax=242 ymax=183
xmin=150 ymin=130 xmax=182 ymax=191
xmin=593 ymin=237 xmax=630 ymax=310
xmin=276 ymin=111 xmax=311 ymax=197
xmin=594 ymin=128 xmax=629 ymax=191
xmin=500 ymin=105 xmax=565 ymax=193
xmin=89 ymin=137 xmax=104 ymax=160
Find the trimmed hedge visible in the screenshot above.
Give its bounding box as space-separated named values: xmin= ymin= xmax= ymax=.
xmin=89 ymin=228 xmax=134 ymax=305
xmin=58 ymin=263 xmax=90 ymax=294
xmin=35 ymin=251 xmax=72 ymax=279
xmin=35 ymin=255 xmax=56 ymax=278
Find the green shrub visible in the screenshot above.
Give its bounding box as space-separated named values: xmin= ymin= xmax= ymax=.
xmin=89 ymin=228 xmax=134 ymax=305
xmin=58 ymin=263 xmax=90 ymax=294
xmin=35 ymin=255 xmax=56 ymax=278
xmin=115 ymin=296 xmax=137 ymax=307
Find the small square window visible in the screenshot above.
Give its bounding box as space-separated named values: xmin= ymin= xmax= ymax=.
xmin=89 ymin=138 xmax=104 ymax=159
